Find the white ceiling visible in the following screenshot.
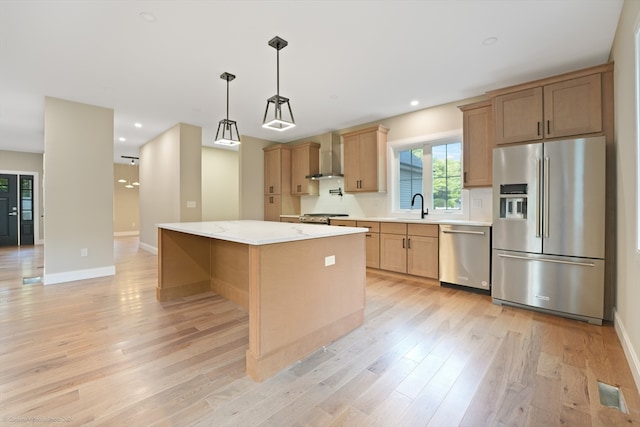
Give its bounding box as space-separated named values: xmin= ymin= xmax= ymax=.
xmin=0 ymin=0 xmax=624 ymax=164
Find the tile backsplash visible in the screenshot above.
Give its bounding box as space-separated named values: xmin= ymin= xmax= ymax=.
xmin=300 ymin=179 xmax=493 ymax=222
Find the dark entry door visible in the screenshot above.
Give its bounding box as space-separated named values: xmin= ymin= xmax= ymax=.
xmin=0 ymin=174 xmax=18 ymax=246
xmin=20 ymin=175 xmax=34 ymax=245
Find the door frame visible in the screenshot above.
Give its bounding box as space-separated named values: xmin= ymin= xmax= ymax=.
xmin=0 ymin=169 xmax=41 ymax=245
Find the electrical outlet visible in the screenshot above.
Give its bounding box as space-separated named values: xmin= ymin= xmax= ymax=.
xmin=325 ymin=255 xmax=335 ymax=266
xmin=81 ymin=248 xmax=88 ymax=257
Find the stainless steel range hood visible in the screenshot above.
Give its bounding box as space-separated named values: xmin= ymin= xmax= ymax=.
xmin=306 ymin=132 xmax=343 ymax=180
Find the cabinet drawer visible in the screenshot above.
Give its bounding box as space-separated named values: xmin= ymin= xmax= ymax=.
xmin=407 ymin=223 xmax=438 ymax=237
xmin=380 ymin=222 xmax=407 ymax=235
xmin=330 ymin=219 xmax=357 ymax=227
xmin=357 ymin=221 xmax=380 ymax=232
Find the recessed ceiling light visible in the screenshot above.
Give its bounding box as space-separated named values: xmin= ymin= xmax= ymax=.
xmin=482 ymin=37 xmax=498 ymax=46
xmin=139 ymin=12 xmax=156 ymax=23
xmin=119 ymin=137 xmax=126 ymax=142
xmin=134 ymin=123 xmax=142 ymax=128
xmin=410 ymin=100 xmax=419 ymax=107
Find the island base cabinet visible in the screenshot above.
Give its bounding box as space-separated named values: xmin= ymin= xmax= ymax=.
xmin=157 ymin=227 xmax=366 ymax=382
xmin=246 ymin=234 xmax=366 ymax=381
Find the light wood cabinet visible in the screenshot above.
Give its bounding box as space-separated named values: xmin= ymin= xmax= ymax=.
xmin=291 ymin=142 xmax=320 ymax=196
xmin=358 ymin=221 xmax=380 ymax=269
xmin=342 ymin=125 xmax=389 ymax=193
xmin=280 ymin=216 xmax=300 ymax=223
xmin=543 ymin=74 xmax=602 ymax=139
xmin=406 ymin=224 xmax=438 ymax=279
xmin=263 ymin=144 xmax=299 ymax=221
xmin=459 ymin=100 xmax=493 ymax=187
xmin=380 ymin=222 xmax=438 ymax=278
xmin=493 ymin=72 xmax=603 ymax=145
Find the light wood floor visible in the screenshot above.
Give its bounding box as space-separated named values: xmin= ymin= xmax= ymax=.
xmin=1 ymin=237 xmax=638 ymax=427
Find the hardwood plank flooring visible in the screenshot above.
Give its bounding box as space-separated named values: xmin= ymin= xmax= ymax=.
xmin=1 ymin=237 xmax=639 ymax=426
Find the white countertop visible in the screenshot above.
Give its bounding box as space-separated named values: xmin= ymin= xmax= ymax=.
xmin=329 ymin=216 xmax=492 ymax=227
xmin=158 ymin=220 xmax=367 ymax=245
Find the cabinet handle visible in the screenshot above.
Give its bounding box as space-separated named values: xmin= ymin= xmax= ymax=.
xmin=537 ymin=121 xmax=541 ymax=136
xmin=366 ymin=234 xmax=372 ymax=237
xmin=464 ymin=172 xmax=467 ymax=183
xmin=547 ymin=120 xmax=551 ymax=135
xmin=402 ymin=238 xmax=405 ymax=249
xmin=297 ymin=184 xmax=301 ymax=192
xmin=269 ymin=186 xmax=274 ymax=193
xmin=407 ymin=238 xmax=411 ymax=249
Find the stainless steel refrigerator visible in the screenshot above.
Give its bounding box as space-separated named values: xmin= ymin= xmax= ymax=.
xmin=491 ymin=136 xmax=606 ymax=324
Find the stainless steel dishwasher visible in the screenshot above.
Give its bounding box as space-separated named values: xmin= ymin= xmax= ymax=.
xmin=439 ymin=224 xmax=491 ymax=291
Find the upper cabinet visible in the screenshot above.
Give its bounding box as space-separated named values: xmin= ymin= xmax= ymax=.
xmin=342 ymin=125 xmax=389 ymax=193
xmin=459 ymin=100 xmax=493 ymax=188
xmin=263 ymin=144 xmax=299 ymax=221
xmin=492 ymin=66 xmax=606 ymax=145
xmin=290 ymin=142 xmax=320 ymax=196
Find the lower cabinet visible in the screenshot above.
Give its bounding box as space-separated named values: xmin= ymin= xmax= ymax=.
xmin=330 ymin=219 xmax=438 ymax=278
xmin=264 ymin=195 xmax=281 ymax=222
xmin=358 ymin=221 xmax=380 ymax=269
xmin=380 ymin=222 xmax=438 ymax=279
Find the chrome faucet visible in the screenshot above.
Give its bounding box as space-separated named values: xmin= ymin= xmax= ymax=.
xmin=411 ymin=193 xmax=428 ymax=219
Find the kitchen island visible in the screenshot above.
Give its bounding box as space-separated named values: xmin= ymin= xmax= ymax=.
xmin=156 ymin=220 xmax=367 ymax=381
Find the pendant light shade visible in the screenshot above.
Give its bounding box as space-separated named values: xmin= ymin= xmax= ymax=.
xmin=263 ymin=36 xmax=295 ymax=131
xmin=214 ymin=72 xmax=241 ymax=146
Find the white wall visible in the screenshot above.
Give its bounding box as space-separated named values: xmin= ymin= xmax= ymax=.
xmin=298 ymin=96 xmax=492 ymax=221
xmin=610 ymin=0 xmax=640 ymax=392
xmin=139 ymin=123 xmax=202 ymax=250
xmin=43 ymin=97 xmax=114 ymax=284
xmin=202 ymin=146 xmax=240 ymax=220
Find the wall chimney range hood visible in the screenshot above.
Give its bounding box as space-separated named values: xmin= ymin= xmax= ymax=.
xmin=306 ymin=132 xmax=343 ymax=180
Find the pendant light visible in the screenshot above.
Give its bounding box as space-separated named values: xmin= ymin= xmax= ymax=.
xmin=125 ymin=158 xmax=135 ymax=188
xmin=119 ymin=156 xmax=139 ymax=188
xmin=262 ymin=36 xmax=295 ymax=131
xmin=214 ymin=72 xmax=241 ymax=146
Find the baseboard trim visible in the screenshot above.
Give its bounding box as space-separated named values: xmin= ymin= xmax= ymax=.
xmin=43 ymin=265 xmax=116 ymax=285
xmin=114 ymin=231 xmax=140 ymax=237
xmin=139 ymin=241 xmax=157 ymax=254
xmin=614 ymin=308 xmax=640 ymax=394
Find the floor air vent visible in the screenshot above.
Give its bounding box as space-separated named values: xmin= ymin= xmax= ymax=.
xmin=598 ymin=381 xmax=628 ymax=413
xmin=22 ymin=276 xmax=42 ymax=285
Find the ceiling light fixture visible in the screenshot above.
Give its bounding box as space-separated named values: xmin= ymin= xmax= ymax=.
xmin=119 ymin=137 xmax=126 ymax=142
xmin=139 ymin=12 xmax=156 ymax=23
xmin=134 ymin=123 xmax=142 ymax=128
xmin=120 ymin=156 xmax=139 ymax=188
xmin=410 ymin=100 xmax=419 ymax=106
xmin=214 ymin=72 xmax=241 ymax=146
xmin=262 ymin=36 xmax=295 ymax=132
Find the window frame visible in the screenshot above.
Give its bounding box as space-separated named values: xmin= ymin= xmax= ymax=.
xmin=389 ymin=130 xmax=468 ymax=219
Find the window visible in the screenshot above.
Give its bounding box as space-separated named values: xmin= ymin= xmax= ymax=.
xmin=397 ymin=140 xmax=462 ymax=213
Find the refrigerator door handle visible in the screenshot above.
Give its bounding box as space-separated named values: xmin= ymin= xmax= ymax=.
xmin=498 ymin=253 xmax=596 ymax=267
xmin=543 ymin=156 xmax=550 ymax=238
xmin=536 ymin=158 xmax=542 ymax=237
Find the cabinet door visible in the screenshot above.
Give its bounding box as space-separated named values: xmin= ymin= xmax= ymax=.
xmin=364 ymin=232 xmax=380 ymax=269
xmin=407 ymin=235 xmax=438 ymax=278
xmin=463 ymin=104 xmax=493 ymax=187
xmin=264 ymin=148 xmax=281 ymax=195
xmin=291 ymin=145 xmax=319 ymax=195
xmin=380 ymin=233 xmax=407 ymax=273
xmin=264 ymin=195 xmax=281 ymax=221
xmin=358 ymin=130 xmax=379 ymax=192
xmin=543 ymin=74 xmax=602 ymax=138
xmin=343 ymin=135 xmax=361 ymax=192
xmin=495 ymin=87 xmax=543 ymax=145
